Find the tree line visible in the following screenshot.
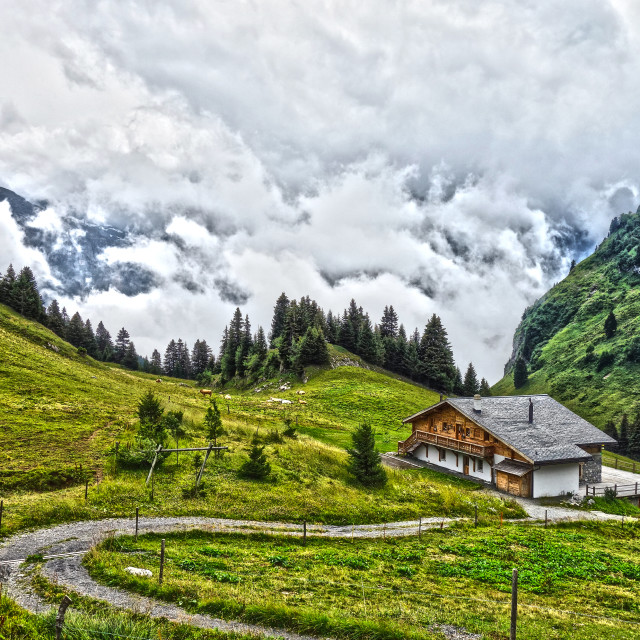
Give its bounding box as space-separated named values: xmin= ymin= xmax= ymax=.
xmin=1 ymin=263 xmax=490 ymax=394
xmin=604 ymin=412 xmax=640 ymax=461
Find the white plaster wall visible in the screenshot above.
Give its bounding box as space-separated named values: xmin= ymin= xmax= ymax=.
xmin=414 ymin=444 xmax=428 ymax=461
xmin=415 ymin=444 xmax=492 ymax=482
xmin=533 ymin=463 xmax=580 ymax=498
xmin=468 ymin=457 xmax=493 ymax=483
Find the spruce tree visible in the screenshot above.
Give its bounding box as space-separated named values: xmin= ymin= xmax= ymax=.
xmin=463 ymin=362 xmax=479 ymax=396
xmin=604 ymin=310 xmax=617 ymax=339
xmin=191 ymin=339 xmax=213 ymax=378
xmin=618 ymin=414 xmax=630 ymax=455
xmin=114 ymin=327 xmax=131 ymax=363
xmin=513 ymin=356 xmax=528 ymax=388
xmin=453 ymin=366 xmax=464 ymax=395
xmin=603 ymin=420 xmax=618 ymax=444
xmin=123 ymin=341 xmax=139 ymax=370
xmin=175 ymin=339 xmax=191 ymax=378
xmin=347 ymin=422 xmax=387 ymax=488
xmin=479 ymin=378 xmax=492 ymax=396
xmin=164 ymin=339 xmax=178 ymax=376
xmin=67 ymin=312 xmax=86 ymax=347
xmin=239 ymin=439 xmax=271 ymax=479
xmin=137 ymin=390 xmax=164 ymax=442
xmin=83 ymin=319 xmax=98 ymax=357
xmin=269 ymin=292 xmax=290 ymax=347
xmin=14 ymin=266 xmax=44 ymax=320
xmin=204 ymin=400 xmax=226 ymax=451
xmin=95 ymin=321 xmax=113 ymax=359
xmin=150 ymin=349 xmax=163 ymax=374
xmin=356 ymin=314 xmax=378 ymax=362
xmin=325 ymin=310 xmax=339 ymax=343
xmin=380 ymin=305 xmax=399 ymax=338
xmin=46 ymin=300 xmax=66 ymax=337
xmin=0 ymin=264 xmax=17 ymax=308
xmin=628 ymin=413 xmax=640 ymax=459
xmin=419 ymin=314 xmax=456 ymax=392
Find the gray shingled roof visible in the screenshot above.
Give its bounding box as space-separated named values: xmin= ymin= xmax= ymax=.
xmin=493 ymin=459 xmax=532 ymax=476
xmin=404 ymin=394 xmax=616 ymax=464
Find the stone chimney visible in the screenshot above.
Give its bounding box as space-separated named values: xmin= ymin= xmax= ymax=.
xmin=473 ymin=394 xmax=482 ymax=413
xmin=439 ymin=393 xmax=444 ymax=402
xmin=528 ymin=398 xmax=533 ymax=423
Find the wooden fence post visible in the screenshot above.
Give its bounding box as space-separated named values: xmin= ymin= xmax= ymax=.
xmin=303 ymin=520 xmax=307 ymax=546
xmin=55 ymin=595 xmax=72 ymax=640
xmin=544 ymin=510 xmax=548 ymax=529
xmin=510 ymin=568 xmax=518 ymax=640
xmin=615 ymin=458 xmax=618 ymax=469
xmin=85 ymin=480 xmax=88 ymax=501
xmin=135 ymin=507 xmax=139 ymax=541
xmin=474 ymin=504 xmax=478 ymax=528
xmin=0 ymin=499 xmax=3 ymax=532
xmin=418 ymin=516 xmax=422 ymax=538
xmin=159 ymin=539 xmax=165 ymax=585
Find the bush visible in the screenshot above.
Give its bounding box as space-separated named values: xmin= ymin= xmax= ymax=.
xmin=604 ymin=486 xmax=617 ymax=502
xmin=238 ymin=442 xmax=271 ymax=480
xmin=0 ymin=467 xmax=91 ymax=492
xmin=117 ymin=438 xmax=168 ymax=469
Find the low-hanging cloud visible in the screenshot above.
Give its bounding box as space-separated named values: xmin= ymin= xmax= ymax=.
xmin=1 ymin=0 xmax=640 ymax=381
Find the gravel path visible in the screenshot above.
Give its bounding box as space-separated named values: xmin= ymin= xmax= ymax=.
xmin=0 ymin=504 xmax=631 ymax=640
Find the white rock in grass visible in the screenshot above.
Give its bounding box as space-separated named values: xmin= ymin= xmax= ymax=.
xmin=125 ymin=567 xmax=152 ymax=578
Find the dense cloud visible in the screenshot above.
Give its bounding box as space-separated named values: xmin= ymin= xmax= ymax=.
xmin=1 ymin=1 xmax=639 ymax=381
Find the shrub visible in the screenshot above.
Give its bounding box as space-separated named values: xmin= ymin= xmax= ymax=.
xmin=596 ymin=351 xmax=616 ymax=372
xmin=239 ymin=442 xmax=271 ymax=480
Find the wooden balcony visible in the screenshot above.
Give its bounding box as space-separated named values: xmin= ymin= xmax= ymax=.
xmin=398 ymin=429 xmax=493 ymax=457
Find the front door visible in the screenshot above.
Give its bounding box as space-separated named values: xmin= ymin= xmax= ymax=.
xmin=463 ymin=455 xmax=469 ymax=475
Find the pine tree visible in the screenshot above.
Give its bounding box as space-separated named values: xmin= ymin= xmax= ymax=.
xmin=67 ymin=312 xmax=86 ymax=347
xmin=46 ymin=300 xmax=66 ymax=337
xmin=513 ymin=356 xmax=528 ymax=388
xmin=603 ymin=420 xmax=618 ymax=443
xmin=618 ymin=414 xmax=630 ymax=455
xmin=604 ymin=310 xmax=617 ymax=339
xmin=164 ymin=339 xmax=178 ymax=376
xmin=463 ymin=362 xmax=479 ymax=396
xmin=479 ymin=378 xmax=492 ymax=396
xmin=0 ymin=264 xmax=17 ymax=308
xmin=356 ymin=314 xmax=378 ymax=362
xmin=239 ymin=439 xmax=271 ymax=479
xmin=14 ymin=266 xmax=44 ymax=320
xmin=453 ymin=366 xmax=464 ymax=395
xmin=338 ymin=314 xmax=357 ymax=352
xmin=114 ymin=327 xmax=131 ymax=363
xmin=150 ymin=349 xmax=163 ymax=374
xmin=83 ymin=319 xmax=98 ymax=357
xmin=325 ymin=310 xmax=339 ymax=343
xmin=269 ymin=293 xmax=289 ymax=347
xmin=191 ymin=340 xmax=213 ymax=378
xmin=235 ymin=315 xmax=253 ymax=378
xmin=175 ymin=339 xmax=191 ymax=378
xmin=204 ymin=400 xmax=226 ymax=451
xmin=137 ymin=390 xmax=164 ymax=442
xmin=380 ymin=305 xmax=399 ymax=338
xmin=347 ymin=422 xmax=387 ymax=488
xmin=95 ymin=321 xmax=113 ymax=361
xmin=419 ymin=314 xmax=456 ymax=392
xmin=403 ymin=330 xmax=421 ymax=380
xmin=123 ymin=341 xmax=139 ymax=370
xmin=294 ymin=327 xmax=329 ymax=368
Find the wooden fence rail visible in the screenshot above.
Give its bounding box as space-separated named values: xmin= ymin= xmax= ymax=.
xmin=585 ymin=482 xmax=640 ymax=498
xmin=602 ymin=455 xmax=639 ymax=473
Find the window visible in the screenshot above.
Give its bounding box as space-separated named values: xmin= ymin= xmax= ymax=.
xmin=439 ymin=449 xmax=447 ymax=462
xmin=484 ymin=432 xmax=490 ymax=441
xmin=478 ymin=459 xmax=484 ymax=472
xmin=455 ymin=453 xmax=459 ymax=467
xmin=466 ymin=427 xmax=471 ymax=437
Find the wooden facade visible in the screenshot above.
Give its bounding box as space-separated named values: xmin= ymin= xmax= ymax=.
xmin=399 ymin=403 xmax=533 ymax=497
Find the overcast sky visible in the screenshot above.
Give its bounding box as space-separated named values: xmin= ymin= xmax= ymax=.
xmin=2 ymin=0 xmax=640 ymax=382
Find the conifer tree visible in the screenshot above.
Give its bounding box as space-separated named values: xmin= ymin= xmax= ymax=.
xmin=150 ymin=349 xmax=163 ymax=374
xmin=513 ymin=356 xmax=528 ymax=388
xmin=325 ymin=310 xmax=339 ymax=343
xmin=67 ymin=312 xmax=86 ymax=347
xmin=0 ymin=264 xmax=17 ymax=308
xmin=204 ymin=400 xmax=226 ymax=452
xmin=269 ymin=293 xmax=290 ymax=347
xmin=604 ymin=310 xmax=617 ymax=339
xmin=164 ymin=339 xmax=178 ymax=376
xmin=603 ymin=420 xmax=618 ymax=444
xmin=191 ymin=339 xmax=213 ymax=378
xmin=419 ymin=314 xmax=456 ymax=392
xmin=95 ymin=321 xmax=113 ymax=359
xmin=463 ymin=362 xmax=479 ymax=396
xmin=380 ymin=305 xmax=399 ymax=338
xmin=83 ymin=319 xmax=98 ymax=357
xmin=356 ymin=314 xmax=378 ymax=363
xmin=403 ymin=330 xmax=421 ymax=380
xmin=14 ymin=266 xmax=44 ymax=320
xmin=114 ymin=327 xmax=131 ymax=363
xmin=137 ymin=390 xmax=165 ymax=442
xmin=235 ymin=315 xmax=253 ymax=378
xmin=175 ymin=339 xmax=191 ymax=378
xmin=239 ymin=438 xmax=271 ymax=479
xmin=347 ymin=422 xmax=387 ymax=488
xmin=628 ymin=412 xmax=640 ymax=459
xmin=618 ymin=413 xmax=630 ymax=454
xmin=479 ymin=378 xmax=492 ymax=396
xmin=46 ymin=300 xmax=66 ymax=337
xmin=453 ymin=366 xmax=464 ymax=395
xmin=123 ymin=341 xmax=139 ymax=370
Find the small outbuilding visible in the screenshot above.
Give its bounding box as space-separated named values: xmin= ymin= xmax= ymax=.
xmin=398 ymin=394 xmax=616 ymax=498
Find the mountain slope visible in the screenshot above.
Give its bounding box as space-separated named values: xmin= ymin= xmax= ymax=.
xmin=0 ymin=303 xmax=438 ymax=472
xmin=494 ymin=210 xmax=640 ymax=427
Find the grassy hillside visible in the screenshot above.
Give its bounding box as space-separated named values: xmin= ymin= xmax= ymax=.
xmin=0 ymin=302 xmax=524 ymax=532
xmin=494 ymin=211 xmax=640 ymax=428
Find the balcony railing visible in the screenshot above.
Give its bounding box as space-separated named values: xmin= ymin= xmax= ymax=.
xmin=398 ymin=429 xmax=493 ymax=457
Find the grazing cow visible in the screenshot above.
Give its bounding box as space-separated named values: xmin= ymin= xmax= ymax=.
xmin=224 ymin=394 xmax=232 ymax=400
xmin=281 ymin=399 xmax=293 ymax=405
xmin=156 ymin=379 xmax=163 ymax=383
xmin=298 ymin=399 xmax=307 ymax=405
xmin=296 ymin=390 xmax=305 ymax=395
xmin=200 ymin=389 xmax=213 ymax=397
